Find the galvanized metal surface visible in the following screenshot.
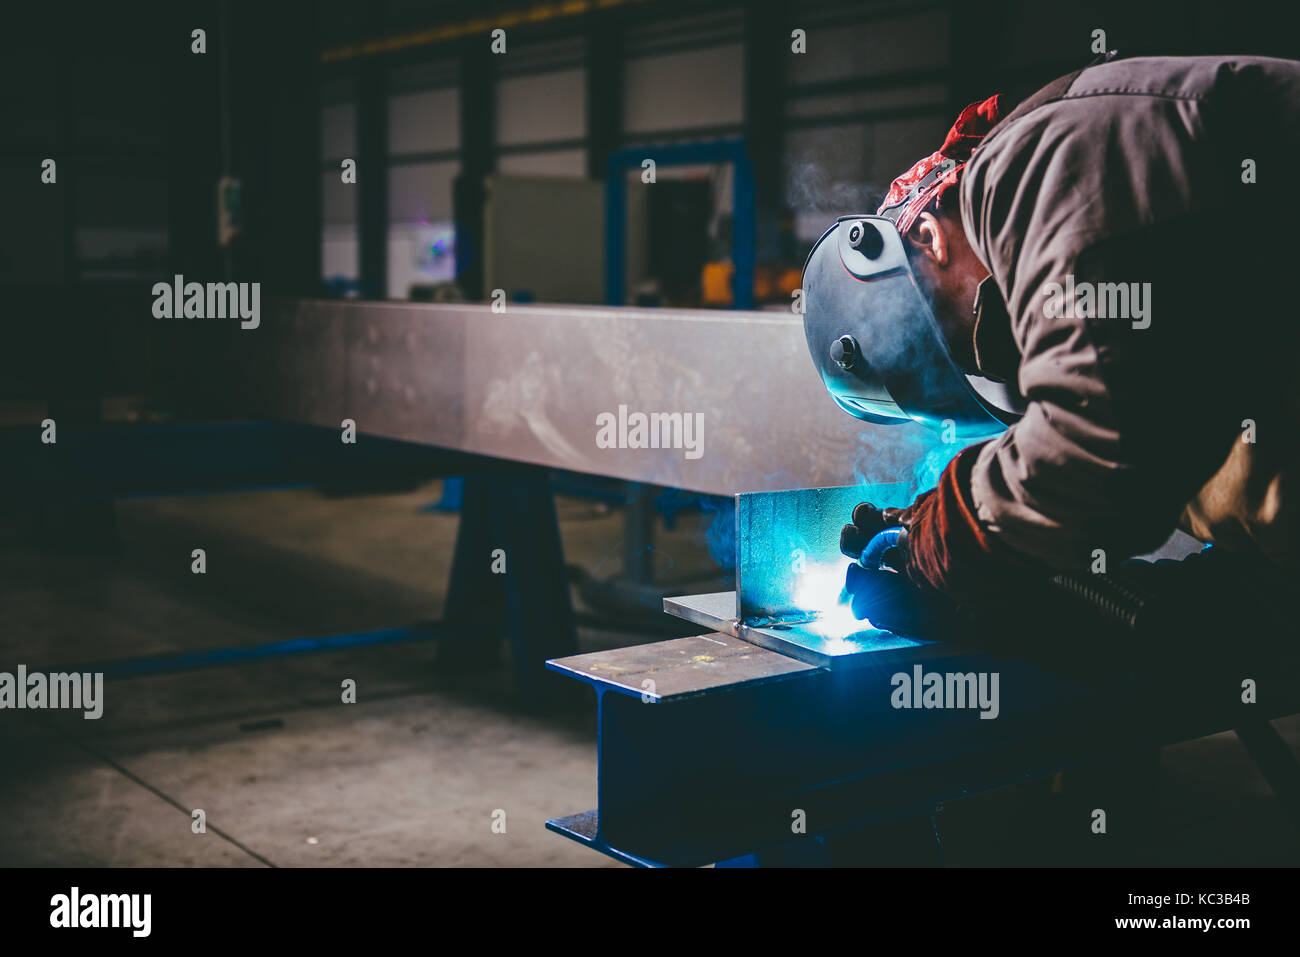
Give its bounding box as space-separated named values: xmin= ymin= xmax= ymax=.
xmin=246 ymin=299 xmax=950 ymax=497
xmin=546 ymin=632 xmax=816 ymax=702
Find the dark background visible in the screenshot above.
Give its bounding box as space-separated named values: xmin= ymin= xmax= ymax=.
xmin=2 ymin=0 xmax=1297 ymax=423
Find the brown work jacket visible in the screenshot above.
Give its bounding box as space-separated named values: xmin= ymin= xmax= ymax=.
xmin=958 ymin=55 xmax=1300 ymax=570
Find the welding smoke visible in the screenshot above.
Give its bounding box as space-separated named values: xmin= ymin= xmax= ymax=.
xmin=697 ymin=494 xmax=736 ymax=576
xmin=851 ymin=427 xmax=967 ymax=500
xmin=784 ymin=130 xmax=887 ymax=239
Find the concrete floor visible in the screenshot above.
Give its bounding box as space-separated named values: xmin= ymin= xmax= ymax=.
xmin=1 ymin=479 xmax=1297 ymax=866
xmin=0 ymin=480 xmax=719 ymax=867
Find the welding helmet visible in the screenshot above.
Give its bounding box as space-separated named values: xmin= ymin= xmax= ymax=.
xmin=801 ymin=212 xmax=1024 ymax=438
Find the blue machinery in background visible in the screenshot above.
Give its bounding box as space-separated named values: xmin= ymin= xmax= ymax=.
xmin=604 ymin=139 xmax=756 ymax=309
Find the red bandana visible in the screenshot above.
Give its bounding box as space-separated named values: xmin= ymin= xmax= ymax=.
xmin=876 ymin=95 xmax=1001 ymax=234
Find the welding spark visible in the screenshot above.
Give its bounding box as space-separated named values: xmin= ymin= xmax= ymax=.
xmin=792 ymin=557 xmax=875 ymax=637
xmin=808 ymin=601 xmax=872 ymax=639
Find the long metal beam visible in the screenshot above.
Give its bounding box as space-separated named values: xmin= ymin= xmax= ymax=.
xmin=246 ymin=299 xmax=944 ymax=497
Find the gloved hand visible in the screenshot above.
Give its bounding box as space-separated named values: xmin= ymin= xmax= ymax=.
xmin=839 ymin=501 xmax=912 ymax=571
xmin=839 ymin=501 xmax=955 ymax=638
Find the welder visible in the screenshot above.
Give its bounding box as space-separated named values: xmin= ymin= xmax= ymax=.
xmin=803 ymin=55 xmax=1300 ymax=636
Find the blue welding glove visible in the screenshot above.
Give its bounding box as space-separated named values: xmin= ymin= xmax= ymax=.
xmin=839 ymin=502 xmax=912 ymax=569
xmin=843 ymin=561 xmax=956 ymax=638
xmin=840 ymin=502 xmax=955 ymax=638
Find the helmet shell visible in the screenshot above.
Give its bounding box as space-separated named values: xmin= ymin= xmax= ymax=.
xmin=801 ymin=215 xmax=1021 ymax=437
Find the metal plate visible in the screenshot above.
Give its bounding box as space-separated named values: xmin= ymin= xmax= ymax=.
xmin=661 ymin=592 xmax=738 ymax=636
xmin=663 ymin=485 xmax=948 ymax=670
xmin=664 ymin=590 xmax=939 ymax=671
xmin=546 ymin=632 xmax=816 ymax=702
xmin=737 ymin=621 xmax=933 ymax=670
xmin=735 ymin=483 xmax=910 ymax=623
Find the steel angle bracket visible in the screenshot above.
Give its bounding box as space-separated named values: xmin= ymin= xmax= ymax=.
xmin=668 ymin=485 xmax=949 ymax=670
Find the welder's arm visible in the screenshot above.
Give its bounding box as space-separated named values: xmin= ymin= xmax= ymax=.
xmin=904 ymin=234 xmax=1232 ymax=605
xmin=898 ymin=330 xmax=1168 ymax=603
xmin=839 ymin=501 xmax=962 ymax=636
xmin=894 ymin=440 xmax=1032 ymax=605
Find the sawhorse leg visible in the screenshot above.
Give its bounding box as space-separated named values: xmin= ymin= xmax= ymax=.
xmin=441 ymin=467 xmax=578 ymax=702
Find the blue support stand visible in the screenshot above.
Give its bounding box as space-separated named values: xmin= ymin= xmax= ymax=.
xmin=423 ymin=476 xmax=464 ymax=512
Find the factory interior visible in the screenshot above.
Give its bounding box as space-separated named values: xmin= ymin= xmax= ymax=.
xmin=3 ymin=0 xmax=1300 ymax=894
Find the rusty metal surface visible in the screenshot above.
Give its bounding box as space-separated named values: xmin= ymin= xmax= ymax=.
xmin=246 ymin=298 xmax=946 ymax=496
xmin=546 ymin=632 xmax=816 ymax=701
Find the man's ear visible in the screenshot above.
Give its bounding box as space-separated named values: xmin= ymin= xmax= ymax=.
xmin=906 ymin=211 xmax=949 ymax=267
